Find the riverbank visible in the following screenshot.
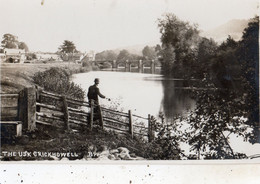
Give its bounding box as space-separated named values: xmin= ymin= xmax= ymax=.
xmin=0 ymin=62 xmax=158 ymax=161
xmin=1 ymin=126 xmax=148 ymax=161
xmin=0 ymin=62 xmax=91 ymax=93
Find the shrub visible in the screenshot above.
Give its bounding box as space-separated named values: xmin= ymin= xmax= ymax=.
xmin=33 ymin=67 xmax=85 ymax=100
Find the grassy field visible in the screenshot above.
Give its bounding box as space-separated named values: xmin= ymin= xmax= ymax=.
xmin=0 ymin=62 xmax=84 ymax=93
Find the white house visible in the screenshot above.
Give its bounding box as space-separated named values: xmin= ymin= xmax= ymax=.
xmin=81 ymin=50 xmax=95 ymax=62
xmin=2 ymin=48 xmax=26 ymax=63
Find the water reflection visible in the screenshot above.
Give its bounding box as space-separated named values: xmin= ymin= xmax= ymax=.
xmin=161 ymin=79 xmax=196 ymax=122
xmin=72 ymin=71 xmax=195 ymax=122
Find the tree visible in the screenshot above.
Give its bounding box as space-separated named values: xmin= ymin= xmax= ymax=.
xmin=218 ymin=35 xmax=238 ymax=51
xmin=236 ymin=16 xmax=259 ymax=139
xmin=59 ymin=40 xmax=77 ymax=53
xmin=182 ymin=17 xmax=259 ymax=159
xmin=18 ymin=42 xmax=29 ymax=52
xmin=144 ymin=116 xmax=184 ymax=160
xmin=185 ymin=86 xmax=251 ymax=159
xmin=117 ymin=49 xmax=130 ymax=61
xmin=160 ymin=45 xmax=176 ymax=75
xmin=1 ymin=33 xmax=19 ymax=49
xmin=195 ymin=37 xmax=218 ymax=79
xmin=142 ymin=46 xmax=156 ymax=60
xmin=158 ymin=14 xmax=200 ymax=77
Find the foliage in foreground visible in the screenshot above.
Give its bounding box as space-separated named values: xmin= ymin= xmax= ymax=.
xmin=185 ymin=84 xmax=252 ymax=159
xmin=143 ymin=117 xmax=184 ymax=160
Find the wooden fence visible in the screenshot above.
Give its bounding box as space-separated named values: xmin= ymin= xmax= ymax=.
xmin=0 ymin=93 xmax=19 ymax=121
xmin=33 ymin=87 xmax=155 ymax=141
xmin=0 ymin=93 xmax=22 ymax=137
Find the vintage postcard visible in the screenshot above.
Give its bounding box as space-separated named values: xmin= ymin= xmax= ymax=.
xmin=0 ymin=0 xmax=259 ymax=163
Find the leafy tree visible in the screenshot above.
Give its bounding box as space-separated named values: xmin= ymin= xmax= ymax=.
xmin=144 ymin=116 xmax=184 ymax=160
xmin=197 ymin=38 xmax=217 ymax=64
xmin=117 ymin=49 xmax=130 ymax=61
xmin=218 ymin=35 xmax=238 ymax=51
xmin=155 ymin=44 xmax=162 ymax=53
xmin=236 ymin=16 xmax=259 ymax=139
xmin=160 ymin=45 xmax=176 ymax=75
xmin=142 ymin=46 xmax=156 ymax=60
xmin=18 ymin=42 xmax=29 ymax=52
xmin=59 ymin=40 xmax=78 ymax=53
xmin=208 ymin=36 xmax=240 ymax=88
xmin=193 ymin=37 xmax=218 ymax=79
xmin=158 ymin=13 xmax=200 ymax=77
xmin=185 ymin=85 xmax=251 ymax=159
xmin=182 ymin=17 xmax=259 ymax=159
xmin=1 ymin=33 xmax=19 ymax=49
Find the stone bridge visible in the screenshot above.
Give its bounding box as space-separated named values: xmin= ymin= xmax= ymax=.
xmin=94 ymin=60 xmax=161 ymax=74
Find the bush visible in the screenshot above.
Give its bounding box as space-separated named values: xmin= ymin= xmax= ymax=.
xmin=33 ymin=67 xmax=85 ymax=100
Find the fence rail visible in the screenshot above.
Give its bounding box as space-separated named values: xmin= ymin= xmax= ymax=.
xmin=34 ymin=88 xmax=155 ymax=141
xmin=1 ymin=87 xmax=154 ymax=141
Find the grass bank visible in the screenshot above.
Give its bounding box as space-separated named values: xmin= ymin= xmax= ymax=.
xmin=0 ymin=62 xmax=90 ymax=93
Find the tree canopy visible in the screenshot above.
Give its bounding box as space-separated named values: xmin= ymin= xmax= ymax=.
xmin=158 ymin=13 xmax=200 ymax=77
xmin=59 ymin=40 xmax=78 ymax=53
xmin=142 ymin=46 xmax=157 ymax=60
xmin=18 ymin=42 xmax=29 ymax=52
xmin=183 ymin=16 xmax=260 ymax=159
xmin=116 ymin=49 xmax=142 ymax=61
xmin=1 ymin=33 xmax=29 ymax=51
xmin=156 ymin=15 xmax=259 ymax=159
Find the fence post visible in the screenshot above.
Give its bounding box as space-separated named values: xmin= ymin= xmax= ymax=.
xmin=151 ymin=60 xmax=155 ymax=74
xmin=125 ymin=60 xmax=128 ymax=72
xmin=35 ymin=85 xmax=42 ymax=112
xmin=148 ymin=114 xmax=154 ymax=142
xmin=128 ymin=110 xmax=133 ymax=139
xmin=138 ymin=60 xmax=142 ymax=73
xmin=18 ymin=87 xmax=36 ymax=131
xmin=98 ymin=105 xmax=104 ymax=130
xmin=150 ymin=115 xmax=155 ymax=141
xmin=62 ymin=95 xmax=70 ymax=131
xmin=90 ymin=100 xmax=94 ymax=131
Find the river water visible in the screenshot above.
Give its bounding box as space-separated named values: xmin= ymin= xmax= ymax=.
xmin=72 ymin=71 xmax=195 ymax=121
xmin=72 ymin=71 xmax=260 ymax=156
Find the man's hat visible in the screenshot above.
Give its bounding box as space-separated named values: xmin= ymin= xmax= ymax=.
xmin=94 ymin=78 xmax=100 ymax=84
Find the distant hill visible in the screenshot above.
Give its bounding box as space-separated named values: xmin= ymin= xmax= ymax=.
xmin=201 ymin=19 xmax=250 ymax=43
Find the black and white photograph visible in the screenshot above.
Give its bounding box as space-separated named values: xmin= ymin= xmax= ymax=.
xmin=0 ymin=0 xmax=259 ymax=164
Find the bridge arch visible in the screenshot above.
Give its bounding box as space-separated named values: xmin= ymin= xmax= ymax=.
xmin=93 ymin=59 xmax=160 ymax=74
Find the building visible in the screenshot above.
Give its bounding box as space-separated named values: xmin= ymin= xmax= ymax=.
xmin=1 ymin=48 xmax=26 ymax=63
xmin=85 ymin=50 xmax=95 ymax=61
xmin=35 ymin=52 xmax=61 ymax=61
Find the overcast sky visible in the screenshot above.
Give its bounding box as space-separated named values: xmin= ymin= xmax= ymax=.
xmin=0 ymin=0 xmax=258 ymax=52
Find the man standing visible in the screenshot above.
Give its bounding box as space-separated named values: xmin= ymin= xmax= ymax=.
xmin=87 ymin=78 xmax=106 ymax=105
xmin=87 ymin=78 xmax=106 ymax=124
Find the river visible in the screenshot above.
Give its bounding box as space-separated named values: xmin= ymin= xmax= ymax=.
xmin=72 ymin=71 xmax=260 ymax=157
xmin=72 ymin=71 xmax=195 ymax=121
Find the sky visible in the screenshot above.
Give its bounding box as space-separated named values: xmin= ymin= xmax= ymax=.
xmin=0 ymin=0 xmax=258 ymax=52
